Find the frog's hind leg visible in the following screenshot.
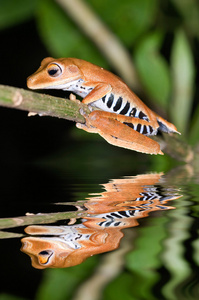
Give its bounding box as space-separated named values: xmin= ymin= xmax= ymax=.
xmin=154 ymin=113 xmax=180 ymax=135
xmin=76 ymin=111 xmax=163 ymax=155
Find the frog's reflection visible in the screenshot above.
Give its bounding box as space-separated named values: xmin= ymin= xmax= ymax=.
xmin=21 ymin=173 xmax=181 ymax=269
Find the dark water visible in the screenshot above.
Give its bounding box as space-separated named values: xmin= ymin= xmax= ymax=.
xmin=0 ymin=157 xmax=198 ymax=300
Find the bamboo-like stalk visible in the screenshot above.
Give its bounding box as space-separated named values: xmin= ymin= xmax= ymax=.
xmin=0 ymin=84 xmax=89 ymax=123
xmin=0 ymin=210 xmax=86 ymax=230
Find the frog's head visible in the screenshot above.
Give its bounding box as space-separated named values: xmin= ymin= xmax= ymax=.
xmin=27 ymin=57 xmax=83 ymax=90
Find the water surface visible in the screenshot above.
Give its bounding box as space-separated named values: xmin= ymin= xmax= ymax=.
xmin=0 ymin=163 xmax=198 ymax=300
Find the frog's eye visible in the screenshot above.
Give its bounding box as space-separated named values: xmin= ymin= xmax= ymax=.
xmin=47 ymin=63 xmax=62 ymax=77
xmin=38 ymin=250 xmax=53 ymax=265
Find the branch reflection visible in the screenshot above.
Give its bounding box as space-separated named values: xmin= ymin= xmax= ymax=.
xmin=21 ymin=173 xmax=181 ymax=269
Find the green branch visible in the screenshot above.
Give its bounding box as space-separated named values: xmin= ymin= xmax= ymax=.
xmin=0 ymin=210 xmax=86 ymax=231
xmin=0 ymin=84 xmax=89 ymax=122
xmin=0 ymin=201 xmax=87 ymax=232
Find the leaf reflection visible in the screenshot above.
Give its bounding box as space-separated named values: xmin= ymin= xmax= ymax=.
xmin=21 ymin=173 xmax=181 ymax=269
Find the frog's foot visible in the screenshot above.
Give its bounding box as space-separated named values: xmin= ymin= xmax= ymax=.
xmin=76 ymin=121 xmax=97 ymax=133
xmin=77 ymin=106 xmax=99 ymax=130
xmin=77 ymin=106 xmax=93 ymax=126
xmin=79 ymin=104 xmax=93 ymax=117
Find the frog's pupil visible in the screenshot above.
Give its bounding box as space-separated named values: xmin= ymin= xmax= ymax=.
xmin=48 ymin=69 xmax=58 ymax=76
xmin=39 ymin=250 xmax=49 ymax=255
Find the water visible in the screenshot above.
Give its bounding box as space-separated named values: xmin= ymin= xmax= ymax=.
xmin=0 ymin=161 xmax=198 ymax=300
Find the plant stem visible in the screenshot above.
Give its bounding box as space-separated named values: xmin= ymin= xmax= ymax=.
xmin=0 ymin=210 xmax=86 ymax=230
xmin=0 ymin=84 xmax=89 ymax=123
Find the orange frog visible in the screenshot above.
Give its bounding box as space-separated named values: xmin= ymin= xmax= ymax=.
xmin=27 ymin=58 xmax=180 ymax=155
xmin=21 ymin=173 xmax=180 ymax=269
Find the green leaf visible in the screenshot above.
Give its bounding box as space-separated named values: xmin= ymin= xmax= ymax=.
xmin=0 ymin=0 xmax=36 ymax=30
xmin=126 ymin=219 xmax=166 ymax=274
xmin=170 ymin=0 xmax=199 ymax=40
xmin=104 ymin=272 xmax=136 ymax=300
xmin=125 ymin=217 xmax=168 ymax=299
xmin=88 ymin=0 xmax=158 ymax=46
xmin=36 ymin=0 xmax=108 ymax=68
xmin=134 ymin=32 xmax=171 ymax=109
xmin=189 ymin=104 xmax=199 ymax=145
xmin=170 ymin=29 xmax=195 ymax=135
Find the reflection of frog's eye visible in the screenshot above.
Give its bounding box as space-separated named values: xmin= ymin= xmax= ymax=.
xmin=47 ymin=63 xmax=62 ymax=77
xmin=38 ymin=250 xmax=53 ymax=265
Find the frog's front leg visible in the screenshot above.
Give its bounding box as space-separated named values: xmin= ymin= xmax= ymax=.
xmin=76 ymin=110 xmax=163 ymax=155
xmin=81 ymin=82 xmax=112 ymax=104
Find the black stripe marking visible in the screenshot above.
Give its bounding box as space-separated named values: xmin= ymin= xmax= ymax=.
xmin=111 ymin=135 xmax=118 ymax=139
xmin=143 ymin=125 xmax=148 ymax=134
xmin=156 ymin=205 xmax=168 ymax=209
xmin=102 ymin=96 xmax=106 ymax=103
xmin=117 ymin=211 xmax=129 ymax=217
xmin=114 ymin=222 xmax=122 ymax=226
xmin=129 ymin=210 xmax=136 ymax=216
xmin=113 ymin=96 xmax=123 ymax=111
xmin=120 ymin=101 xmax=130 ymax=115
xmin=124 ymin=122 xmax=149 ymax=135
xmin=124 ymin=122 xmax=134 ymax=129
xmin=130 ymin=107 xmax=137 ymax=117
xmin=110 ymin=212 xmax=123 ymax=218
xmin=130 ymin=108 xmax=149 ymax=121
xmin=107 ymin=94 xmax=114 ymax=108
xmin=137 ymin=124 xmax=141 ymax=132
xmin=98 ymin=221 xmax=105 ymax=226
xmin=138 ymin=111 xmax=147 ymax=120
xmin=149 ymin=126 xmax=154 ymax=134
xmin=105 ymin=221 xmax=114 ymax=226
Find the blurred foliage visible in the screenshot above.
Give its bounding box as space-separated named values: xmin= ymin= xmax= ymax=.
xmin=170 ymin=29 xmax=195 ymax=134
xmin=134 ymin=31 xmax=171 ymax=109
xmin=0 ymin=0 xmax=36 ymax=29
xmin=36 ymin=0 xmax=108 ymax=67
xmin=0 ymin=0 xmax=198 ymax=146
xmin=87 ymin=0 xmax=158 ymax=47
xmin=36 ymin=256 xmax=98 ymax=300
